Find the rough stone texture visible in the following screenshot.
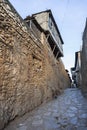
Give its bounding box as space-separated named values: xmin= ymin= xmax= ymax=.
xmin=81 ymin=20 xmax=87 ymax=97
xmin=0 ymin=0 xmax=70 ymax=129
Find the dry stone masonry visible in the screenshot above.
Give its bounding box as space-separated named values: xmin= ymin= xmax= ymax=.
xmin=0 ymin=0 xmax=70 ymax=129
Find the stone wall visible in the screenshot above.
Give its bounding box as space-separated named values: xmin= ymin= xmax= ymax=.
xmin=0 ymin=0 xmax=70 ymax=129
xmin=81 ymin=20 xmax=87 ymax=97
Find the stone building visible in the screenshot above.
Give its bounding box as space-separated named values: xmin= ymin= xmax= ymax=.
xmin=0 ymin=0 xmax=70 ymax=129
xmin=81 ymin=19 xmax=87 ymax=97
xmin=71 ymin=51 xmax=81 ymax=87
xmin=25 ymin=10 xmax=64 ymax=59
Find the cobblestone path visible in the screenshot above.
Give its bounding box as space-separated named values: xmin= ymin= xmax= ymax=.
xmin=4 ymin=88 xmax=87 ymax=130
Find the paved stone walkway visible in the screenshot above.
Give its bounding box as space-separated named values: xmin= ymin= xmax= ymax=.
xmin=4 ymin=88 xmax=87 ymax=130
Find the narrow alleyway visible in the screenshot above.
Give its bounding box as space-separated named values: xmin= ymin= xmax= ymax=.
xmin=4 ymin=88 xmax=87 ymax=130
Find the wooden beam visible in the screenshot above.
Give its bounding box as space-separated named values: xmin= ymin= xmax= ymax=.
xmin=52 ymin=44 xmax=56 ymax=53
xmin=56 ymin=51 xmax=59 ymax=59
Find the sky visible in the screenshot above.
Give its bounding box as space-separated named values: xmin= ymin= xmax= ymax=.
xmin=9 ymin=0 xmax=87 ymax=75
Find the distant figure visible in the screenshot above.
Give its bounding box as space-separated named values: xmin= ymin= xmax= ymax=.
xmin=71 ymin=82 xmax=76 ymax=88
xmin=73 ymin=83 xmax=76 ymax=88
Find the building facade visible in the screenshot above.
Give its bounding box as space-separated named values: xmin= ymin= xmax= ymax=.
xmin=31 ymin=10 xmax=64 ymax=58
xmin=71 ymin=51 xmax=81 ymax=87
xmin=81 ymin=19 xmax=87 ymax=97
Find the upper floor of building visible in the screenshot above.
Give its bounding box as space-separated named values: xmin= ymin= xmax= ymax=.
xmin=25 ymin=10 xmax=64 ymax=59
